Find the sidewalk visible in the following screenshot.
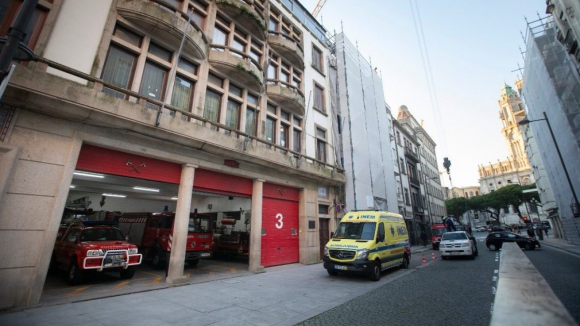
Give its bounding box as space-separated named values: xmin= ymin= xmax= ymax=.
xmin=537 ymin=235 xmax=580 ymax=256
xmin=0 ymin=246 xmax=428 ymax=326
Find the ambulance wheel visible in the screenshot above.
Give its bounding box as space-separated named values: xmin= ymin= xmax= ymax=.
xmin=67 ymin=260 xmax=83 ymax=285
xmin=187 ymin=259 xmax=199 ymax=267
xmin=369 ymin=261 xmax=381 ymax=282
xmin=400 ymin=255 xmax=409 ymax=269
xmin=327 ymin=269 xmax=338 ymax=276
xmin=119 ymin=267 xmax=135 ymax=279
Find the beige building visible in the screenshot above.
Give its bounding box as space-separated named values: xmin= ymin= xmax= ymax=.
xmin=0 ymin=0 xmax=345 ymax=309
xmin=478 ymin=83 xmax=534 ymax=193
xmin=396 ymin=105 xmax=446 ymax=242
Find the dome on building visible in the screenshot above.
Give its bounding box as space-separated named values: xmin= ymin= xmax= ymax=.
xmin=397 ymin=105 xmax=410 ymax=118
xmin=500 ymin=83 xmax=516 ymax=97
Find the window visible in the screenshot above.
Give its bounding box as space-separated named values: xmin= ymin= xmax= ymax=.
xmin=188 ymin=0 xmax=208 ymax=29
xmin=266 ymin=116 xmax=276 ymax=147
xmin=0 ymin=0 xmax=50 ymax=51
xmin=102 ymin=46 xmax=137 ymax=99
xmin=212 ymin=14 xmax=263 ymax=69
xmin=404 ymin=188 xmax=410 ymax=205
xmin=316 ymin=127 xmax=327 ymax=163
xmin=312 ymin=45 xmax=323 ymax=72
xmin=225 ymin=99 xmax=240 ymax=133
xmin=204 ymin=89 xmax=221 ymax=124
xmin=267 ymin=103 xmax=302 ymax=153
xmin=268 ymin=54 xmax=302 ymax=91
xmin=313 ymin=83 xmax=325 ymax=112
xmin=269 ymin=8 xmax=302 ymax=45
xmin=102 ymin=24 xmax=189 ymax=111
xmin=318 ymin=204 xmax=329 ymax=214
xmin=139 ymin=61 xmax=167 ymax=110
xmin=279 ymin=123 xmax=289 ymax=151
xmin=245 ymin=93 xmax=259 ymax=136
xmin=171 ymin=58 xmax=199 ymax=116
xmin=171 ymin=76 xmax=194 ymax=111
xmin=245 ymin=107 xmax=257 ymax=136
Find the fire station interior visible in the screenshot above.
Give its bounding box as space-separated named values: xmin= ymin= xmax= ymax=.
xmin=43 ymin=170 xmax=253 ymax=299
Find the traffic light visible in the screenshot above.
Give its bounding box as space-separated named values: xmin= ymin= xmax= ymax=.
xmin=443 ymin=157 xmax=451 ymax=173
xmin=522 ymin=217 xmax=530 ymax=223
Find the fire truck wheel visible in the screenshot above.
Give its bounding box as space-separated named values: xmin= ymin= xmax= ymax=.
xmin=187 ymin=259 xmax=199 ymax=267
xmin=67 ymin=260 xmax=83 ymax=285
xmin=151 ymin=250 xmax=165 ymax=269
xmin=119 ymin=267 xmax=136 ymax=279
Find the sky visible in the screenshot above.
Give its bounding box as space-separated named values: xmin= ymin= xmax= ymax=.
xmin=299 ymin=0 xmax=547 ymax=188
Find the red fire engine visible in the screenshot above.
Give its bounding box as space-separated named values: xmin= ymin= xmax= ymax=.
xmin=118 ymin=212 xmax=213 ymax=268
xmin=51 ymin=220 xmax=142 ymax=285
xmin=212 ymin=218 xmax=250 ymax=259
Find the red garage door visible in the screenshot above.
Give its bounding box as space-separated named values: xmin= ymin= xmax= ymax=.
xmin=261 ymin=183 xmax=300 ymax=267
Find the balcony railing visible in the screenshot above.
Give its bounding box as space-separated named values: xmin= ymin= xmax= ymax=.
xmin=118 ymin=0 xmax=208 ymax=59
xmin=267 ymin=31 xmax=304 ymax=68
xmin=265 ymin=79 xmax=305 ymax=115
xmin=404 ymin=146 xmax=419 ymax=162
xmin=208 ymin=45 xmax=264 ymax=92
xmin=29 ymin=56 xmax=344 ymax=175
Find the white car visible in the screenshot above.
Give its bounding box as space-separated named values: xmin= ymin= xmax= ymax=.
xmin=439 ymin=231 xmax=478 ymax=259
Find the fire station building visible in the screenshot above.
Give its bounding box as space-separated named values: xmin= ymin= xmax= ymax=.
xmin=0 ymin=0 xmax=344 ymax=309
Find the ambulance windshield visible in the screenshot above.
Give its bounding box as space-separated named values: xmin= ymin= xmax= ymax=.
xmin=334 ymin=222 xmax=376 ymax=240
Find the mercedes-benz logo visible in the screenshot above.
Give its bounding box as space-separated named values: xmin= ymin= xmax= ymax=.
xmin=337 ymin=251 xmax=344 ymax=258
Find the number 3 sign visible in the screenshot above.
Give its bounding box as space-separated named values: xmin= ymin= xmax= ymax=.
xmin=275 ymin=213 xmax=283 ymax=229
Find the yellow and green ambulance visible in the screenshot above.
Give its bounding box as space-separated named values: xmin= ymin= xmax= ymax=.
xmin=323 ymin=210 xmax=411 ymax=281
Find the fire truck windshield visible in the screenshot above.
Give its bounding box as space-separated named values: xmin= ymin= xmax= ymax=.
xmin=188 ymin=216 xmax=211 ymax=233
xmin=81 ymin=228 xmax=125 ymax=241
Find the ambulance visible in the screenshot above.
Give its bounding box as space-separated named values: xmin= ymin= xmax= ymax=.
xmin=323 ymin=211 xmax=411 ymax=281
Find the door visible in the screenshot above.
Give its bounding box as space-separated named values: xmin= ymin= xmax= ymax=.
xmin=319 ymin=218 xmax=329 ymax=258
xmin=261 ymin=198 xmax=299 ymax=267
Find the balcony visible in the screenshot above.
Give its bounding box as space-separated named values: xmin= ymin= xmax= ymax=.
xmin=209 ymin=47 xmax=264 ymax=92
xmin=409 ymin=176 xmax=420 ymax=187
xmin=268 ymin=32 xmax=304 ymax=69
xmin=266 ymin=82 xmax=305 ymax=116
xmin=216 ymin=0 xmax=266 ymax=40
xmin=116 ymin=0 xmax=208 ymax=60
xmin=404 ymin=146 xmax=419 ymax=162
xmin=413 ymin=205 xmax=424 ymax=214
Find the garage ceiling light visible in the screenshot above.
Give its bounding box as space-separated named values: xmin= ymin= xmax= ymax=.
xmin=102 ymin=193 xmax=126 ymax=198
xmin=69 ymin=185 xmax=75 ymax=188
xmin=73 ymin=171 xmax=105 ymax=178
xmin=133 ymin=186 xmax=160 ymax=192
xmin=171 ymin=197 xmax=178 ymax=200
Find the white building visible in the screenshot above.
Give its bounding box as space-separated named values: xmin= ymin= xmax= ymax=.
xmin=331 ymin=32 xmax=398 ymax=214
xmin=521 ymin=2 xmax=580 ymax=244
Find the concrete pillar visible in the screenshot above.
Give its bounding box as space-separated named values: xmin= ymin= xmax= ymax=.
xmin=249 ymin=178 xmax=265 ymax=273
xmin=166 ymin=163 xmax=197 ymax=285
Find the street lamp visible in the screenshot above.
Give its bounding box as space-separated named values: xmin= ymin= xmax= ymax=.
xmin=519 ymin=112 xmax=580 ymax=218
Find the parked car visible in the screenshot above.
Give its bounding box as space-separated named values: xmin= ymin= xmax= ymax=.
xmin=439 ymin=231 xmax=478 ymax=260
xmin=488 ymin=226 xmax=505 ymax=233
xmin=485 ymin=232 xmax=541 ymax=251
xmin=51 ymin=220 xmax=142 ymax=285
xmin=474 ymin=226 xmax=487 ymax=232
